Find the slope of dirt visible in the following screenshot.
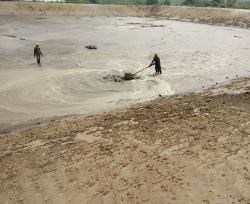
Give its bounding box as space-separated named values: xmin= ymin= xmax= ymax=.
xmin=0 ymin=77 xmax=250 ymax=203
xmin=1 ymin=2 xmax=250 ymax=28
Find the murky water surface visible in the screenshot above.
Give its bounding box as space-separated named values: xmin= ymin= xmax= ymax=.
xmin=1 ymin=15 xmax=250 ymax=128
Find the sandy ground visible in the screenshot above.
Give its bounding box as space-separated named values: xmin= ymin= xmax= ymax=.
xmin=1 ymin=76 xmax=250 ymax=204
xmin=0 ymin=2 xmax=250 ymax=204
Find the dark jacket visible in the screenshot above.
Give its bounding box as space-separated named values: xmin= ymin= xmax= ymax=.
xmin=149 ymin=55 xmax=161 ymax=70
xmin=34 ymin=47 xmax=43 ymax=57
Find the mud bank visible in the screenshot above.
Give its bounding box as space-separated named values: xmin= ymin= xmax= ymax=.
xmin=1 ymin=2 xmax=250 ymax=28
xmin=1 ymin=76 xmax=250 ymax=203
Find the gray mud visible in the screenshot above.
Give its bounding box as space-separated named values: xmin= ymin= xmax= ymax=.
xmin=103 ymin=73 xmax=140 ymax=82
xmin=103 ymin=75 xmax=125 ymax=82
xmin=1 ymin=15 xmax=250 ymax=129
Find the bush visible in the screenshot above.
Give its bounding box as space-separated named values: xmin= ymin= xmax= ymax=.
xmin=181 ymin=0 xmax=195 ymax=5
xmin=162 ymin=0 xmax=171 ymax=5
xmin=136 ymin=0 xmax=145 ymax=4
xmin=146 ymin=0 xmax=159 ymax=4
xmin=237 ymin=1 xmax=250 ymax=9
xmin=226 ymin=0 xmax=236 ymax=7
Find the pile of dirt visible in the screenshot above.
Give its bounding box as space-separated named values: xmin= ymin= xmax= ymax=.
xmin=1 ymin=2 xmax=250 ymax=28
xmin=103 ymin=75 xmax=124 ymax=82
xmin=103 ymin=73 xmax=139 ymax=82
xmin=123 ymin=72 xmax=138 ymax=80
xmin=85 ymin=45 xmax=97 ymax=49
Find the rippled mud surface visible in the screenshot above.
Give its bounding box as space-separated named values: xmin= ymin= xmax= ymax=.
xmin=1 ymin=15 xmax=250 ymax=130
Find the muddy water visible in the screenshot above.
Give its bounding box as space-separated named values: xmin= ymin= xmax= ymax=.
xmin=0 ymin=15 xmax=250 ymax=130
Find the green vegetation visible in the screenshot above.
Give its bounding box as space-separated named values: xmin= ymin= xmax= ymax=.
xmin=181 ymin=0 xmax=250 ymax=9
xmin=163 ymin=0 xmax=171 ymax=4
xmin=62 ymin=0 xmax=250 ymax=8
xmin=146 ymin=0 xmax=158 ymax=4
xmin=2 ymin=0 xmax=249 ymax=9
xmin=231 ymin=0 xmax=250 ymax=8
xmin=64 ymin=0 xmax=147 ymax=4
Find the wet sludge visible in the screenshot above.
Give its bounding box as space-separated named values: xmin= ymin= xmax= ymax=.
xmin=103 ymin=73 xmax=140 ymax=82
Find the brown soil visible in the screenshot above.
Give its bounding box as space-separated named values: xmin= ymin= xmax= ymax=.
xmin=0 ymin=2 xmax=250 ymax=204
xmin=1 ymin=77 xmax=250 ymax=203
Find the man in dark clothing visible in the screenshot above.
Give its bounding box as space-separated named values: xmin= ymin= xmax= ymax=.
xmin=34 ymin=43 xmax=43 ymax=64
xmin=149 ymin=52 xmax=162 ymax=74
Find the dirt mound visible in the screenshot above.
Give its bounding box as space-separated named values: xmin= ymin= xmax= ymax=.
xmin=85 ymin=45 xmax=97 ymax=49
xmin=102 ymin=73 xmax=139 ymax=82
xmin=103 ymin=75 xmax=124 ymax=82
xmin=151 ymin=6 xmax=250 ymax=28
xmin=0 ymin=2 xmax=145 ymax=16
xmin=123 ymin=72 xmax=137 ymax=80
xmin=1 ymin=2 xmax=250 ymax=28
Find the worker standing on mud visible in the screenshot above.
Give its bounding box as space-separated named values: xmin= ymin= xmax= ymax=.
xmin=149 ymin=52 xmax=162 ymax=74
xmin=34 ymin=43 xmax=43 ymax=64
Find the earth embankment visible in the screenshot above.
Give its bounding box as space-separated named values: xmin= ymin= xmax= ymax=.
xmin=1 ymin=2 xmax=250 ymax=28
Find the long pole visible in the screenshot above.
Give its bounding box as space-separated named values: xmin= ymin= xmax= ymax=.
xmin=133 ymin=66 xmax=149 ymax=75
